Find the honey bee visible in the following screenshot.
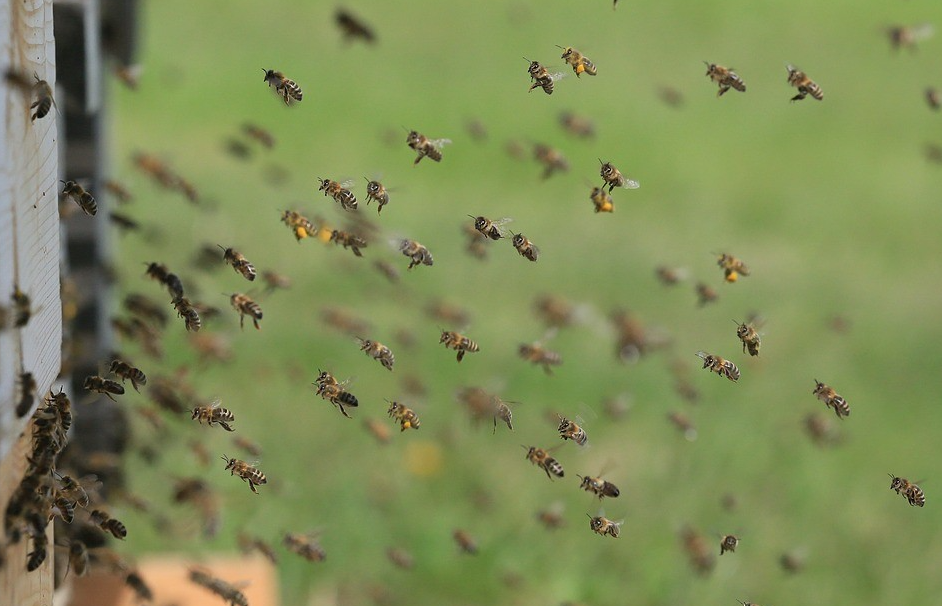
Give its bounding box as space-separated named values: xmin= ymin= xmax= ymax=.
xmin=559 ymin=111 xmax=595 ymax=138
xmin=557 ymin=415 xmax=588 ymax=446
xmin=114 ymin=63 xmax=143 ymax=89
xmin=681 ymin=525 xmax=715 ymax=575
xmin=439 ymin=330 xmax=480 ymax=362
xmin=26 ymin=533 xmax=48 ymax=571
xmin=695 ymin=351 xmax=740 ymax=382
xmin=387 ymin=400 xmax=421 ymax=431
xmin=192 ymin=400 xmax=236 ymax=432
xmin=577 ymin=472 xmax=620 ymax=500
xmin=658 ymin=84 xmax=686 ymax=107
xmin=83 ymin=375 xmax=125 ymax=401
xmin=60 ymin=180 xmax=98 ymax=216
xmin=426 ymin=300 xmax=471 ymax=327
xmin=313 ymin=370 xmax=359 ymax=418
xmin=599 ymin=160 xmax=640 ymax=192
xmin=471 ymin=215 xmax=512 ymax=240
xmin=804 ymin=412 xmax=839 ymax=446
xmin=364 ymin=178 xmax=390 ymax=214
xmin=100 ymin=180 xmax=133 ymax=205
xmin=281 ymin=210 xmax=317 ymax=242
xmin=589 ymin=185 xmax=615 ymax=213
xmin=90 ymin=509 xmax=128 ymax=539
xmin=786 ymin=64 xmax=824 ymax=102
xmin=30 ymin=74 xmax=55 ymax=120
xmin=525 ymin=58 xmax=565 ymax=95
xmin=779 ymin=551 xmax=805 ymax=573
xmin=510 ymin=232 xmax=540 ymax=262
xmin=229 ymin=293 xmax=263 ymax=330
xmin=219 ymin=246 xmax=257 ymax=281
xmin=60 ymin=539 xmax=89 ymax=578
xmin=144 ymin=261 xmax=185 ymax=298
xmin=889 ymin=474 xmax=926 ymax=507
xmin=262 ymin=68 xmax=303 ymax=104
xmin=667 ymin=411 xmax=697 ymax=441
xmin=56 ymin=473 xmax=100 ymax=508
xmin=189 ymin=568 xmax=249 ymax=606
xmin=242 ymin=123 xmax=275 ymax=148
xmin=536 ymin=502 xmax=566 ymax=530
xmin=357 ymin=337 xmax=394 ymax=371
xmin=719 ymin=534 xmax=739 ymax=555
xmin=533 ymin=143 xmax=570 ymax=179
xmin=534 ymin=294 xmax=577 ymax=328
xmin=452 ymin=529 xmax=478 ymax=554
xmin=715 ymin=252 xmax=750 ymax=282
xmin=284 ymin=532 xmax=326 ymax=562
xmin=363 ymin=417 xmax=392 ymax=444
xmin=16 ymin=371 xmax=36 ymax=418
xmin=330 ymin=229 xmax=368 ymax=257
xmin=321 ymin=307 xmax=371 ymax=335
xmin=385 ymin=547 xmax=414 ymax=569
xmin=738 ymin=601 xmax=760 ymax=606
xmin=558 ymin=46 xmax=597 ymax=77
xmin=373 ymin=260 xmax=401 ymax=283
xmin=886 ymin=23 xmax=935 ymax=52
xmin=318 ymin=178 xmax=357 ymax=210
xmin=491 ymin=396 xmax=516 ymax=433
xmin=257 ymin=271 xmax=291 ymax=294
xmin=587 ymin=514 xmax=621 ymax=538
xmin=704 ymin=62 xmax=746 ymax=96
xmin=172 ymin=295 xmax=202 ymax=332
xmin=335 ymin=9 xmax=376 ymax=43
xmin=222 ymin=455 xmax=267 ymax=494
xmin=237 ymin=533 xmax=279 ymax=564
xmin=695 ymin=282 xmax=718 ymax=306
xmin=524 ymin=445 xmax=565 ymax=479
xmin=734 ymin=319 xmax=761 ymax=356
xmin=812 ymin=379 xmax=849 ymax=419
xmin=109 ymin=359 xmax=147 ymax=391
xmin=518 ymin=338 xmax=562 ymax=374
xmin=406 ymin=130 xmax=451 ymax=164
xmin=232 ymin=435 xmax=263 ymax=458
xmin=397 ymin=238 xmax=433 ymax=269
xmin=926 ymin=87 xmax=940 ymax=111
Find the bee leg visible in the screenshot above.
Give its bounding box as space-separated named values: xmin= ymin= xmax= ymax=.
xmin=456 ymin=350 xmax=465 ymax=363
xmin=352 ymin=247 xmax=362 ymax=257
xmin=221 ymin=422 xmax=235 ymax=432
xmin=249 ymin=481 xmax=258 ymax=494
xmin=253 ymin=318 xmax=260 ymax=330
xmin=239 ymin=314 xmax=245 ymax=330
xmin=717 ymin=86 xmax=729 ymax=97
xmin=542 ymin=364 xmax=553 ymax=376
xmin=104 ymin=392 xmax=117 ymax=402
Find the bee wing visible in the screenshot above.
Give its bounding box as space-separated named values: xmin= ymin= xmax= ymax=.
xmin=430 ymin=138 xmax=452 ymax=149
xmin=549 ymin=72 xmax=567 ymax=82
xmin=911 ymin=23 xmax=936 ymax=41
xmin=492 ymin=217 xmax=514 ymax=236
xmin=621 ymin=178 xmax=641 ymax=189
xmin=694 ymin=351 xmax=709 ymax=361
xmin=209 ymin=398 xmax=222 ymax=410
xmin=340 ymin=179 xmax=356 ymax=189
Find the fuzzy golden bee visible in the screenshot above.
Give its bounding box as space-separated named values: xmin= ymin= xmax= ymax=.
xmin=387 ymin=400 xmax=421 ymax=431
xmin=577 ymin=473 xmax=620 ymax=499
xmin=812 ymin=379 xmax=849 ymax=418
xmin=558 ymin=46 xmax=597 ymax=77
xmin=557 ymin=415 xmax=588 ymax=446
xmin=109 ymin=359 xmax=147 ymax=391
xmin=524 ymin=445 xmax=564 ymax=479
xmin=695 ymin=351 xmax=740 ymax=382
xmin=526 ymin=58 xmax=564 ymax=95
xmin=262 ymin=68 xmax=302 ymax=104
xmin=229 ymin=293 xmax=262 ymax=330
xmin=599 ymin=160 xmax=640 ymax=192
xmin=406 ymin=129 xmax=451 ymax=164
xmin=439 ymin=330 xmax=480 ymax=362
xmin=219 ymin=246 xmax=256 ymax=281
xmin=318 ymin=177 xmax=357 ymax=210
xmin=357 ymin=337 xmax=394 ymax=370
xmin=330 ymin=229 xmax=367 ymax=257
xmin=398 ymin=238 xmax=434 ymax=269
xmin=786 ymin=64 xmax=823 ymax=102
xmin=511 ymin=232 xmax=540 ymax=262
xmin=719 ymin=534 xmax=739 ymax=555
xmin=471 ymin=215 xmax=512 ymax=240
xmin=889 ymin=474 xmax=926 ymax=507
xmin=60 ymin=180 xmax=97 ymax=216
xmin=281 ymin=210 xmax=317 ymax=242
xmin=734 ymin=319 xmax=761 ymax=356
xmin=589 ymin=185 xmax=615 ymax=213
xmin=704 ymin=62 xmax=746 ymax=96
xmin=587 ymin=514 xmax=621 ymax=538
xmin=364 ymin=178 xmax=390 ymax=214
xmin=716 ymin=252 xmax=749 ymax=282
xmin=221 ymin=455 xmax=267 ymax=494
xmin=192 ymin=400 xmax=236 ymax=432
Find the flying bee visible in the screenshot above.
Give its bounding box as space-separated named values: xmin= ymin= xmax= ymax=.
xmin=439 ymin=330 xmax=480 ymax=362
xmin=558 ymin=46 xmax=597 ymax=77
xmin=557 ymin=415 xmax=588 ymax=446
xmin=406 ymin=130 xmax=451 ymax=164
xmin=518 ymin=337 xmax=562 ymax=374
xmin=16 ymin=371 xmax=36 ymax=418
xmin=667 ymin=411 xmax=697 ymax=440
xmin=322 ymin=307 xmax=371 ymax=335
xmin=779 ymin=551 xmax=805 ymax=574
xmin=926 ymin=87 xmax=940 ymax=111
xmin=491 ymin=396 xmax=516 ymax=433
xmin=525 ymin=58 xmax=565 ymax=95
xmin=587 ymin=514 xmax=621 ymax=538
xmin=589 ymin=185 xmax=615 ymax=213
xmin=888 ymin=474 xmax=926 ymax=507
xmin=259 ymin=270 xmax=291 ymax=294
xmin=364 ymin=417 xmax=392 ymax=444
xmin=364 ymin=178 xmax=390 ymax=214
xmin=386 ymin=547 xmax=414 ymax=569
xmin=387 ymin=400 xmax=421 ymax=431
xmin=280 ymin=210 xmax=317 ymax=242
xmin=189 ymin=568 xmax=248 ymax=606
xmin=695 ymin=351 xmax=740 ymax=382
xmin=237 ymin=533 xmax=279 ymax=564
xmin=109 ymin=359 xmax=147 ymax=391
xmin=56 ymin=473 xmax=100 ymax=508
xmin=90 ymin=509 xmax=128 ymax=539
xmin=330 ymin=229 xmax=368 ymax=257
xmin=318 ymin=178 xmax=357 ymax=210
xmin=886 ymin=23 xmax=935 ymax=52
xmin=397 ymin=238 xmax=433 ymax=269
xmin=812 ymin=379 xmax=849 ymax=419
xmin=222 ymin=455 xmax=267 ymax=494
xmin=172 ymin=295 xmax=202 ymax=332
xmin=192 ymin=400 xmax=236 ymax=432
xmin=373 ymin=260 xmax=401 ymax=283
xmin=719 ymin=534 xmax=740 ymax=555
xmin=536 ymin=502 xmax=566 ymax=530
xmin=704 ymin=62 xmax=746 ymax=96
xmin=262 ymin=68 xmax=302 ymax=104
xmin=242 ymin=123 xmax=275 ymax=148
xmin=313 ymin=370 xmax=359 ymax=418
xmin=356 ymin=337 xmax=394 ymax=371
xmin=577 ymin=472 xmax=620 ymax=500
xmin=284 ymin=532 xmax=327 ymax=562
xmin=60 ymin=180 xmax=97 ymax=216
xmin=681 ymin=525 xmax=715 ymax=575
xmin=734 ymin=319 xmax=761 ymax=356
xmin=84 ymin=375 xmax=125 ymax=401
xmin=232 ymin=435 xmax=263 ymax=458
xmin=60 ymin=539 xmax=89 ymax=578
xmin=30 ymin=74 xmax=55 ymax=120
xmin=509 ymin=232 xmax=540 ymax=262
xmin=524 ymin=445 xmax=565 ymax=479
xmin=559 ymin=111 xmax=595 ymax=139
xmin=804 ymin=412 xmax=839 ymax=446
xmin=533 ymin=143 xmax=570 ymax=179
xmin=452 ymin=529 xmax=478 ymax=554
xmin=599 ymin=160 xmax=640 ymax=192
xmin=335 ymin=8 xmax=376 ymax=43
xmin=695 ymin=282 xmax=718 ymax=306
xmin=786 ymin=64 xmax=823 ymax=101
xmin=716 ymin=252 xmax=750 ymax=282
xmin=229 ymin=293 xmax=263 ymax=330
xmin=471 ymin=215 xmax=512 ymax=240
xmin=219 ymin=245 xmax=256 ymax=281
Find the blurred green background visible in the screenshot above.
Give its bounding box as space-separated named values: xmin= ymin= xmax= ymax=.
xmin=107 ymin=0 xmax=942 ymax=604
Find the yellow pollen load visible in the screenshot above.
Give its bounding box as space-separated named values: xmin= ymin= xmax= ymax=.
xmin=295 ymin=227 xmax=309 ymax=239
xmin=317 ymin=228 xmax=333 ymax=243
xmin=576 ymin=64 xmax=585 ymax=75
xmin=725 ymin=271 xmax=738 ymax=283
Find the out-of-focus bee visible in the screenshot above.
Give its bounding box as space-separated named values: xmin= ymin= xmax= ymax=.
xmin=260 ymin=270 xmax=291 ymax=293
xmin=133 ymin=152 xmax=176 ymax=189
xmin=281 ymin=210 xmax=317 ymax=242
xmin=695 ymin=282 xmax=718 ymax=306
xmin=657 ymin=85 xmax=685 ymax=108
xmin=589 ymin=186 xmax=614 ymax=213
xmin=465 ymin=118 xmax=488 ymax=142
xmin=458 ymin=221 xmax=488 ymax=259
xmin=534 ymin=294 xmax=577 ymax=328
xmin=734 ymin=319 xmax=761 ymax=356
xmin=406 ymin=130 xmax=451 ymax=164
xmin=364 ymin=178 xmax=390 ymax=214
xmin=60 ymin=539 xmax=89 ymax=578
xmin=426 ymin=299 xmax=471 ymax=327
xmin=60 ymin=180 xmax=98 ymax=216
xmin=471 ymin=215 xmax=512 ymax=240
xmin=526 ymin=58 xmax=565 ymax=95
xmin=219 ymin=246 xmax=256 ymax=281
xmin=232 ymin=435 xmax=263 ymax=458
xmin=524 ymin=445 xmax=565 ymax=479
xmin=386 ymin=547 xmax=414 ymax=569
xmin=398 ymin=238 xmax=434 ymax=269
xmin=109 ymin=359 xmax=147 ymax=391
xmin=104 ymin=179 xmax=133 ymax=204
xmin=559 ymin=111 xmax=595 ymax=138
xmin=587 ymin=514 xmax=621 ymax=538
xmin=886 ymin=23 xmax=935 ymax=51
xmin=335 ymin=8 xmax=375 ymax=43
xmin=889 ymin=474 xmax=926 ymax=507
xmin=925 ymin=143 xmax=942 ymax=165
xmin=439 ymin=330 xmax=479 ymax=362
xmin=533 ymin=143 xmax=570 ymax=179
xmin=926 ymin=87 xmax=940 ymax=111
xmin=453 ymin=529 xmax=478 ymax=554
xmin=655 ymin=266 xmax=686 ymax=286
xmin=84 ymin=375 xmax=125 ymax=401
xmin=518 ymin=337 xmax=562 ymax=374
xmin=363 ymin=417 xmax=392 ymax=444
xmin=786 ymin=64 xmax=823 ymax=102
xmin=114 ymin=63 xmax=143 ymax=89
xmin=557 ymin=415 xmax=588 ymax=446
xmin=387 ymin=400 xmax=421 ymax=431
xmin=680 ymin=525 xmax=715 ymax=575
xmin=172 ymin=476 xmax=221 ymax=536
xmin=192 ymin=400 xmax=236 ymax=432
xmin=558 ymin=46 xmax=597 ymax=77
xmin=229 ymin=293 xmax=262 ymax=330
xmin=577 ymin=472 xmax=620 ymax=500
xmin=313 ymin=370 xmax=359 ymax=418
xmin=189 ymin=568 xmax=249 ymax=606
xmin=318 ymin=177 xmax=357 ymax=210
xmin=16 ymin=371 xmax=36 ymax=418
xmin=144 ymin=261 xmax=185 ymax=299
xmin=804 ymin=412 xmax=839 ymax=446
xmin=56 ymin=473 xmax=100 ymax=508
xmin=779 ymin=551 xmax=805 ymax=574
xmin=172 ymin=295 xmax=202 ymax=332
xmin=667 ymin=411 xmax=697 ymax=441
xmin=536 ymin=502 xmax=566 ymax=530
xmin=90 ymin=509 xmax=128 ymax=539
xmin=262 ymin=68 xmax=303 ymax=105
xmin=612 ymin=309 xmax=658 ymax=362
xmin=373 ymin=260 xmax=401 ymax=283
xmin=243 ymin=123 xmax=275 ymax=148
xmin=812 ymin=379 xmax=849 ymax=418
xmin=719 ymin=534 xmax=739 ymax=555
xmin=237 ymin=533 xmax=279 ymax=564
xmin=321 ymin=307 xmax=371 ymax=335
xmin=715 ymin=252 xmax=749 ymax=282
xmin=704 ymin=62 xmax=746 ymax=96
xmin=356 ymin=337 xmax=394 ymax=371
xmin=599 ymin=160 xmax=640 ymax=192
xmin=284 ymin=532 xmax=326 ymax=562
xmin=110 ymin=212 xmax=145 ymax=235
xmin=330 ymin=229 xmax=368 ymax=256
xmin=222 ymin=455 xmax=267 ymax=494
xmin=695 ymin=351 xmax=740 ymax=382
xmin=510 ymin=232 xmax=540 ymax=262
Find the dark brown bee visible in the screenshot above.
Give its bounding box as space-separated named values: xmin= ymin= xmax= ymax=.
xmin=30 ymin=74 xmax=55 ymax=120
xmin=109 ymin=212 xmax=142 ymax=233
xmin=109 ymin=359 xmax=147 ymax=391
xmin=189 ymin=568 xmax=249 ymax=606
xmin=525 ymin=445 xmax=564 ymax=479
xmin=587 ymin=514 xmax=621 ymax=538
xmin=589 ymin=186 xmax=614 ymax=213
xmin=510 ymin=232 xmax=540 ymax=262
xmin=812 ymin=379 xmax=849 ymax=418
xmin=804 ymin=412 xmax=839 ymax=446
xmin=559 ymin=111 xmax=595 ymax=138
xmin=90 ymin=509 xmax=128 ymax=539
xmin=533 ymin=143 xmax=570 ymax=179
xmin=680 ymin=525 xmax=715 ymax=575
xmin=242 ymin=123 xmax=275 ymax=147
xmin=886 ymin=23 xmax=935 ymax=52
xmin=716 ymin=253 xmax=750 ymax=282
xmin=313 ymin=370 xmax=359 ymax=418
xmin=600 ymin=160 xmax=640 ymax=192
xmin=16 ymin=371 xmax=36 ymax=417
xmin=786 ymin=64 xmax=823 ymax=101
xmin=577 ymin=473 xmax=620 ymax=499
xmin=318 ymin=178 xmax=357 ymax=210
xmin=656 ymin=266 xmax=685 ymax=286
xmin=84 ymin=375 xmax=125 ymax=401
xmin=61 ymin=539 xmax=89 ymax=578
xmin=889 ymin=474 xmax=926 ymax=507
xmin=60 ymin=180 xmax=97 ymax=216
xmin=172 ymin=295 xmax=202 ymax=332
xmin=695 ymin=351 xmax=740 ymax=382
xmin=926 ymin=87 xmax=940 ymax=111
xmin=26 ymin=533 xmax=48 ymax=571
xmin=56 ymin=473 xmax=99 ymax=508
xmin=453 ymin=529 xmax=478 ymax=554
xmin=229 ymin=293 xmax=262 ymax=330
xmin=779 ymin=551 xmax=805 ymax=573
xmin=695 ymin=282 xmax=718 ymax=306
xmin=471 ymin=215 xmax=512 ymax=240
xmin=526 ymin=58 xmax=564 ymax=95
xmin=335 ymin=9 xmax=376 ymax=43
xmin=518 ymin=340 xmax=562 ymax=374
xmin=406 ymin=130 xmax=451 ymax=164
xmin=558 ymin=46 xmax=597 ymax=77
xmin=192 ymin=400 xmax=236 ymax=432
xmin=364 ymin=178 xmax=390 ymax=214
xmin=330 ymin=229 xmax=367 ymax=257
xmin=387 ymin=400 xmax=421 ymax=431
xmin=557 ymin=415 xmax=588 ymax=446
xmin=704 ymin=62 xmax=746 ymax=96
xmin=357 ymin=337 xmax=394 ymax=370
xmin=534 ymin=294 xmax=577 ymax=328
xmin=719 ymin=534 xmax=739 ymax=555
xmin=144 ymin=262 xmax=185 ymax=299
xmin=373 ymin=260 xmax=400 ymax=283
xmin=219 ymin=245 xmax=256 ymax=281
xmin=440 ymin=330 xmax=480 ymax=362
xmin=426 ymin=299 xmax=472 ymax=327
xmin=321 ymin=307 xmax=372 ymax=335
xmin=222 ymin=455 xmax=267 ymax=494
xmin=284 ymin=532 xmax=327 ymax=562
xmin=399 ymin=239 xmax=434 ymax=269
xmin=734 ymin=319 xmax=761 ymax=356
xmin=262 ymin=68 xmax=303 ymax=104
xmin=237 ymin=533 xmax=279 ymax=564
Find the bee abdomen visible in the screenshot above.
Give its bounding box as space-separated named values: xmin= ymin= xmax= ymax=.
xmin=338 ymin=391 xmax=359 ymax=408
xmin=426 ymin=147 xmax=443 ymax=162
xmin=31 ymin=97 xmax=52 ymax=121
xmin=282 ymin=80 xmax=303 ymax=101
xmin=547 ymin=458 xmax=564 ymax=477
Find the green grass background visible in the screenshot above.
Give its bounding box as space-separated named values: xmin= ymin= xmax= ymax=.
xmin=106 ymin=0 xmax=942 ymax=604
